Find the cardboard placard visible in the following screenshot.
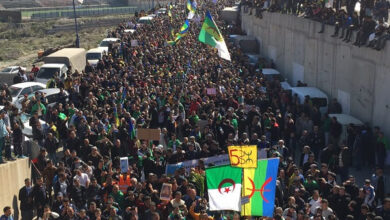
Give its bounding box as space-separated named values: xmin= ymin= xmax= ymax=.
xmin=160 ymin=183 xmax=172 ymax=201
xmin=131 ymin=40 xmax=138 ymax=47
xmin=228 ymin=145 xmax=258 ymax=168
xmin=206 ymin=88 xmax=217 ymax=95
xmin=120 ymin=157 xmax=129 ymax=173
xmin=137 ymin=128 xmax=161 ymax=141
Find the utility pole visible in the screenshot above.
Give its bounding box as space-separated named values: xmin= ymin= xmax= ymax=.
xmin=72 ymin=0 xmax=80 ymax=48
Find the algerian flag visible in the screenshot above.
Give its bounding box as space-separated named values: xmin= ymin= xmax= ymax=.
xmin=198 ymin=11 xmax=231 ymax=61
xmin=206 ymin=165 xmax=242 ymax=211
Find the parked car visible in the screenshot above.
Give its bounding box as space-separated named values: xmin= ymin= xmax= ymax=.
xmin=20 ymin=113 xmax=47 ymax=138
xmin=328 ymin=114 xmax=364 ymax=143
xmin=0 ymin=66 xmax=27 ymax=85
xmin=14 ymin=88 xmax=69 ymax=110
xmin=8 ymin=82 xmax=46 ymax=103
xmin=0 ymin=66 xmax=26 ymax=75
xmin=137 ymin=16 xmax=154 ymax=26
xmin=123 ymin=29 xmax=136 ymax=34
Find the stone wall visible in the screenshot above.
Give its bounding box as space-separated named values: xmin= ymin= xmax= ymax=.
xmin=241 ymin=10 xmax=390 ymax=136
xmin=0 ymin=158 xmax=31 ymax=220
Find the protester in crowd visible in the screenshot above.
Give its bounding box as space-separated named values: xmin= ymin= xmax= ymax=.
xmin=2 ymin=1 xmax=389 ymax=220
xmin=0 ymin=207 xmax=13 ymax=220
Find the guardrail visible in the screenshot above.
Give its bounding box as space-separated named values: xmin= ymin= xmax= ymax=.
xmin=46 ymin=18 xmax=126 ymax=34
xmin=29 ymin=6 xmax=141 ymax=20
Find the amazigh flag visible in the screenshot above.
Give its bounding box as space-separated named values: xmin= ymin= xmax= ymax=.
xmin=179 ymin=20 xmax=190 ymax=36
xmin=187 ymin=0 xmax=196 ymax=19
xmin=128 ymin=118 xmax=136 ymax=139
xmin=206 ymin=165 xmax=242 ymax=211
xmin=198 ymin=11 xmax=231 ymax=61
xmin=167 ymin=35 xmax=182 ymax=46
xmin=167 ymin=20 xmax=189 ymax=46
xmin=168 ymin=3 xmax=172 ymax=18
xmin=114 ymin=107 xmax=120 ymax=127
xmin=120 ymin=87 xmax=127 ymax=105
xmin=241 ymin=158 xmax=279 ymax=217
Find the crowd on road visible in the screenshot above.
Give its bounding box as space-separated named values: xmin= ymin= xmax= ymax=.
xmin=0 ymin=0 xmax=390 ymax=219
xmin=241 ymin=0 xmax=390 ymax=50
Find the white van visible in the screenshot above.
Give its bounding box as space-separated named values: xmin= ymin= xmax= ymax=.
xmin=35 ymin=63 xmax=68 ymax=84
xmin=261 ymin=68 xmax=282 ymax=81
xmin=280 ymin=81 xmax=292 ymax=91
xmin=98 ymin=38 xmax=120 ymax=53
xmin=86 ymin=48 xmax=105 ymax=66
xmin=137 ymin=16 xmax=154 ymax=25
xmin=291 ymin=87 xmax=329 ymax=114
xmin=328 ymin=114 xmax=364 ymax=143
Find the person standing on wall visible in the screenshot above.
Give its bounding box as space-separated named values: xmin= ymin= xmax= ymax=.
xmin=0 ymin=109 xmax=10 ymax=164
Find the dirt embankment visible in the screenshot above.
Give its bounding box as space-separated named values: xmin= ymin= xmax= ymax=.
xmin=0 ymin=15 xmax=128 ymax=70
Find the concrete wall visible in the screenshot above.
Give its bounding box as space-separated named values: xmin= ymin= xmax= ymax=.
xmin=0 ymin=10 xmax=22 ymax=22
xmin=0 ymin=158 xmax=31 ymax=220
xmin=241 ymin=10 xmax=390 ymax=136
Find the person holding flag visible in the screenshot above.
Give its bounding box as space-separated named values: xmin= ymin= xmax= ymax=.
xmin=187 ymin=0 xmax=197 ymax=19
xmin=198 ymin=11 xmax=231 ymax=61
xmin=168 ymin=20 xmax=190 ymax=45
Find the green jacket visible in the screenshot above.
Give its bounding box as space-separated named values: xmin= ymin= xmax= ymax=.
xmin=31 ymin=103 xmax=46 ymax=116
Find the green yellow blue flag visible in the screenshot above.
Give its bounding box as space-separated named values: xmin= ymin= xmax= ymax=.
xmin=241 ymin=158 xmax=279 ymax=217
xmin=128 ymin=118 xmax=136 ymax=139
xmin=167 ymin=20 xmax=189 ymax=46
xmin=198 ymin=11 xmax=231 ymax=61
xmin=114 ymin=107 xmax=120 ymax=127
xmin=179 ymin=20 xmax=190 ymax=35
xmin=187 ymin=0 xmax=196 ymax=19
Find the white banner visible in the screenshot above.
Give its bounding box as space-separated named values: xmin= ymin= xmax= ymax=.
xmin=165 ymin=149 xmax=267 ymax=175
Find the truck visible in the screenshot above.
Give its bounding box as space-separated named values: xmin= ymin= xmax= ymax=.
xmin=36 ymin=48 xmax=86 ymax=84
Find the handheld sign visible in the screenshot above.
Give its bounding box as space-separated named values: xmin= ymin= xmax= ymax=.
xmin=120 ymin=157 xmax=129 ymax=173
xmin=160 ymin=183 xmax=172 ymax=200
xmin=228 ymin=145 xmax=257 ymax=168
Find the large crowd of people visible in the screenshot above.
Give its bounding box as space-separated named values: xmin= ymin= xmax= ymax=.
xmin=241 ymin=0 xmax=390 ymax=50
xmin=0 ymin=0 xmax=389 ymax=219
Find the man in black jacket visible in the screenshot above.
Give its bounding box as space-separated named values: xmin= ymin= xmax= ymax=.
xmin=32 ymin=176 xmax=49 ymax=218
xmin=19 ymin=178 xmax=33 ymax=220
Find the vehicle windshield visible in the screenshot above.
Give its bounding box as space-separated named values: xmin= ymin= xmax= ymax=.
xmin=9 ymin=86 xmax=21 ymax=97
xmin=312 ymin=98 xmax=328 ymax=107
xmin=86 ymin=53 xmax=101 ymax=60
xmin=36 ymin=67 xmax=59 ymax=79
xmin=138 ymin=19 xmax=151 ymax=24
xmin=20 ymin=113 xmax=30 ymax=123
xmin=99 ymin=41 xmax=111 ymax=47
xmin=1 ymin=67 xmax=12 ymax=73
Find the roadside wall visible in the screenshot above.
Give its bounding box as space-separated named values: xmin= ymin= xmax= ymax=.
xmin=241 ymin=10 xmax=390 ymax=136
xmin=0 ymin=10 xmax=22 ymax=22
xmin=0 ymin=158 xmax=31 ymax=220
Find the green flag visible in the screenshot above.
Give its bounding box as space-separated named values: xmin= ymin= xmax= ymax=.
xmin=198 ymin=11 xmax=231 ymax=61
